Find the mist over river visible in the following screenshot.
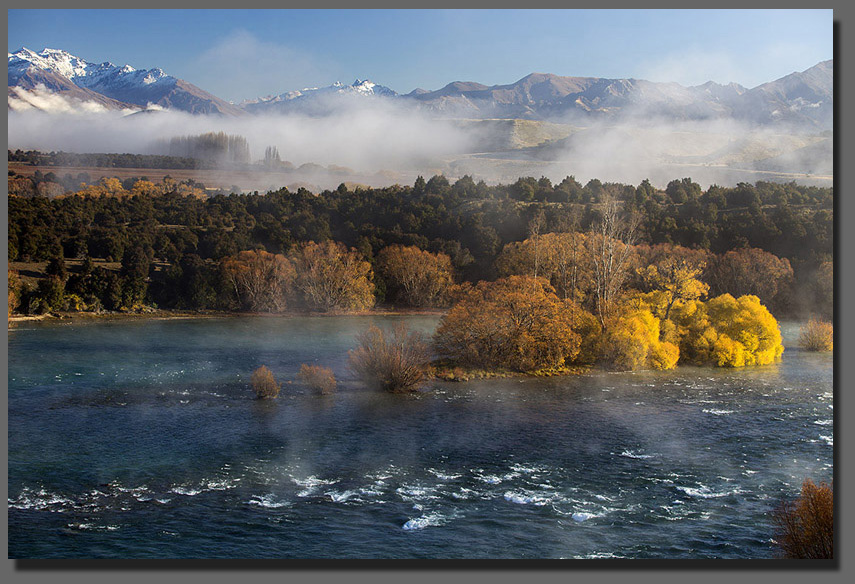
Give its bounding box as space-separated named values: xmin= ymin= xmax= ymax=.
xmin=8 ymin=316 xmax=832 ymax=559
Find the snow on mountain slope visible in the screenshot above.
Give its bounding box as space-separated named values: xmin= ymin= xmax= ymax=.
xmin=240 ymin=78 xmax=397 ymax=112
xmin=8 ymin=47 xmax=241 ymax=115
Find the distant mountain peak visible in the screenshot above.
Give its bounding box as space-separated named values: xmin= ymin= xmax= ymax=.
xmin=8 ymin=47 xmax=241 ymax=116
xmin=7 ymin=46 xmax=832 ymax=130
xmin=239 ymin=77 xmax=398 ymax=113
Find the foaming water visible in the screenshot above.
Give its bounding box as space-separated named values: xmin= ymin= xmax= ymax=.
xmin=8 ymin=317 xmax=832 ymax=558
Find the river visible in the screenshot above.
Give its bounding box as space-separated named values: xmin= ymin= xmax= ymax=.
xmin=7 ymin=316 xmax=833 ymax=558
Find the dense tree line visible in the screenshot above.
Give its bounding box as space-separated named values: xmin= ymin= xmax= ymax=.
xmin=8 ymin=172 xmax=833 ymax=319
xmin=9 ymin=149 xmax=212 ymax=170
xmin=165 ymin=132 xmax=251 ymax=164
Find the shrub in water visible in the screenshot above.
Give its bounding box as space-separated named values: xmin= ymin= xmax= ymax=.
xmin=348 ymin=323 xmax=431 ymax=393
xmin=298 ymin=364 xmax=337 ymax=394
xmin=799 ymin=319 xmax=833 ymax=352
xmin=251 ymin=365 xmax=280 ymax=399
xmin=772 ymin=479 xmax=833 ymax=559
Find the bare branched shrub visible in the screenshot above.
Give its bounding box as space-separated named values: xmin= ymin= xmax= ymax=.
xmin=348 ymin=323 xmax=431 ymax=393
xmin=799 ymin=319 xmax=833 ymax=352
xmin=772 ymin=479 xmax=833 ymax=559
xmin=298 ymin=364 xmax=337 ymax=394
xmin=250 ymin=365 xmax=280 ymax=399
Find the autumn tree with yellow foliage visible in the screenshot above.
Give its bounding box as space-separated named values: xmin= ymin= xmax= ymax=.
xmin=637 ymin=254 xmax=709 ymax=321
xmin=495 ymin=232 xmax=593 ymax=303
xmin=599 ymin=297 xmax=680 ymax=371
xmin=221 ymin=249 xmax=296 ymax=312
xmin=289 ymin=241 xmax=375 ymax=312
xmin=669 ymin=294 xmax=784 ymax=367
xmin=376 ymin=245 xmax=454 ymax=307
xmin=433 ymin=275 xmax=596 ymax=372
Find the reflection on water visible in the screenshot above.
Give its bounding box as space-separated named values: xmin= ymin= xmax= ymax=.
xmin=8 ymin=317 xmax=832 ymax=558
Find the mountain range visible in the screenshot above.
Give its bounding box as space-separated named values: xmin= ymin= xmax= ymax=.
xmin=8 ymin=47 xmax=833 ymax=131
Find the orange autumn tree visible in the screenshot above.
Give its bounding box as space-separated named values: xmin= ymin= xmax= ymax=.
xmin=707 ymin=247 xmax=793 ymax=309
xmin=376 ymin=245 xmax=454 ymax=307
xmin=221 ymin=249 xmax=296 ymax=312
xmin=772 ymin=479 xmax=833 ymax=559
xmin=289 ymin=240 xmax=375 ymax=312
xmin=495 ymin=231 xmax=594 ymax=303
xmin=433 ymin=275 xmax=596 ymax=372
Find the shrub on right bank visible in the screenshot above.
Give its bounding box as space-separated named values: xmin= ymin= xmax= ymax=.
xmin=772 ymin=479 xmax=833 ymax=559
xmin=799 ymin=319 xmax=833 ymax=352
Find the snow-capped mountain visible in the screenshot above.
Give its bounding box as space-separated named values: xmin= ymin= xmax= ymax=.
xmin=240 ymin=78 xmax=397 ymax=113
xmin=8 ymin=47 xmax=832 ymax=131
xmin=8 ymin=47 xmax=242 ymax=115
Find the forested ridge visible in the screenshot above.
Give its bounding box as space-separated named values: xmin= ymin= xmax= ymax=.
xmin=8 ymin=168 xmax=832 ymax=324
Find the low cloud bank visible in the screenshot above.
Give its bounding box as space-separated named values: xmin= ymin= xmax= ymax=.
xmin=8 ymin=91 xmax=831 ymax=191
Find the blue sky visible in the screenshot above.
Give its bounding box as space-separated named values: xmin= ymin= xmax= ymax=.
xmin=8 ymin=9 xmax=833 ymax=103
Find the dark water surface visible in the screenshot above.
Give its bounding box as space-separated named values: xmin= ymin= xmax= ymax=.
xmin=8 ymin=316 xmax=833 ymax=558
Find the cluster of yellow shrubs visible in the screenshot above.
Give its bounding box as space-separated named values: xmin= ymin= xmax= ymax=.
xmin=607 ymin=292 xmax=784 ymax=370
xmin=435 ymin=276 xmax=785 ymax=373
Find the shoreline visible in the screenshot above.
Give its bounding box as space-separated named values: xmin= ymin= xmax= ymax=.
xmin=8 ymin=306 xmax=448 ymax=327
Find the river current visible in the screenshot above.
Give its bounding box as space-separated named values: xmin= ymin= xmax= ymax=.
xmin=7 ymin=316 xmax=833 ymax=558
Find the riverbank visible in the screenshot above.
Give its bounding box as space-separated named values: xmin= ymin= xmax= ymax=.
xmin=8 ymin=306 xmax=448 ymax=328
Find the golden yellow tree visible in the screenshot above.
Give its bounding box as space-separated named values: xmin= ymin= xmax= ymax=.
xmin=638 ymin=257 xmax=709 ymax=320
xmin=131 ymin=180 xmax=161 ymax=198
xmin=599 ymin=297 xmax=680 ymax=371
xmin=434 ymin=275 xmax=592 ymax=372
xmin=221 ymin=249 xmax=296 ymax=312
xmin=670 ymin=294 xmax=784 ymax=367
xmin=100 ymin=177 xmax=127 ymax=197
xmin=376 ymin=245 xmax=454 ymax=307
xmin=290 ymin=241 xmax=375 ymax=312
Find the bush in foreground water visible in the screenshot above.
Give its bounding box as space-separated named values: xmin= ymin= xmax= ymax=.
xmin=799 ymin=319 xmax=833 ymax=352
xmin=349 ymin=323 xmax=431 ymax=392
xmin=250 ymin=365 xmax=280 ymax=399
xmin=298 ymin=364 xmax=337 ymax=394
xmin=772 ymin=479 xmax=833 ymax=559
